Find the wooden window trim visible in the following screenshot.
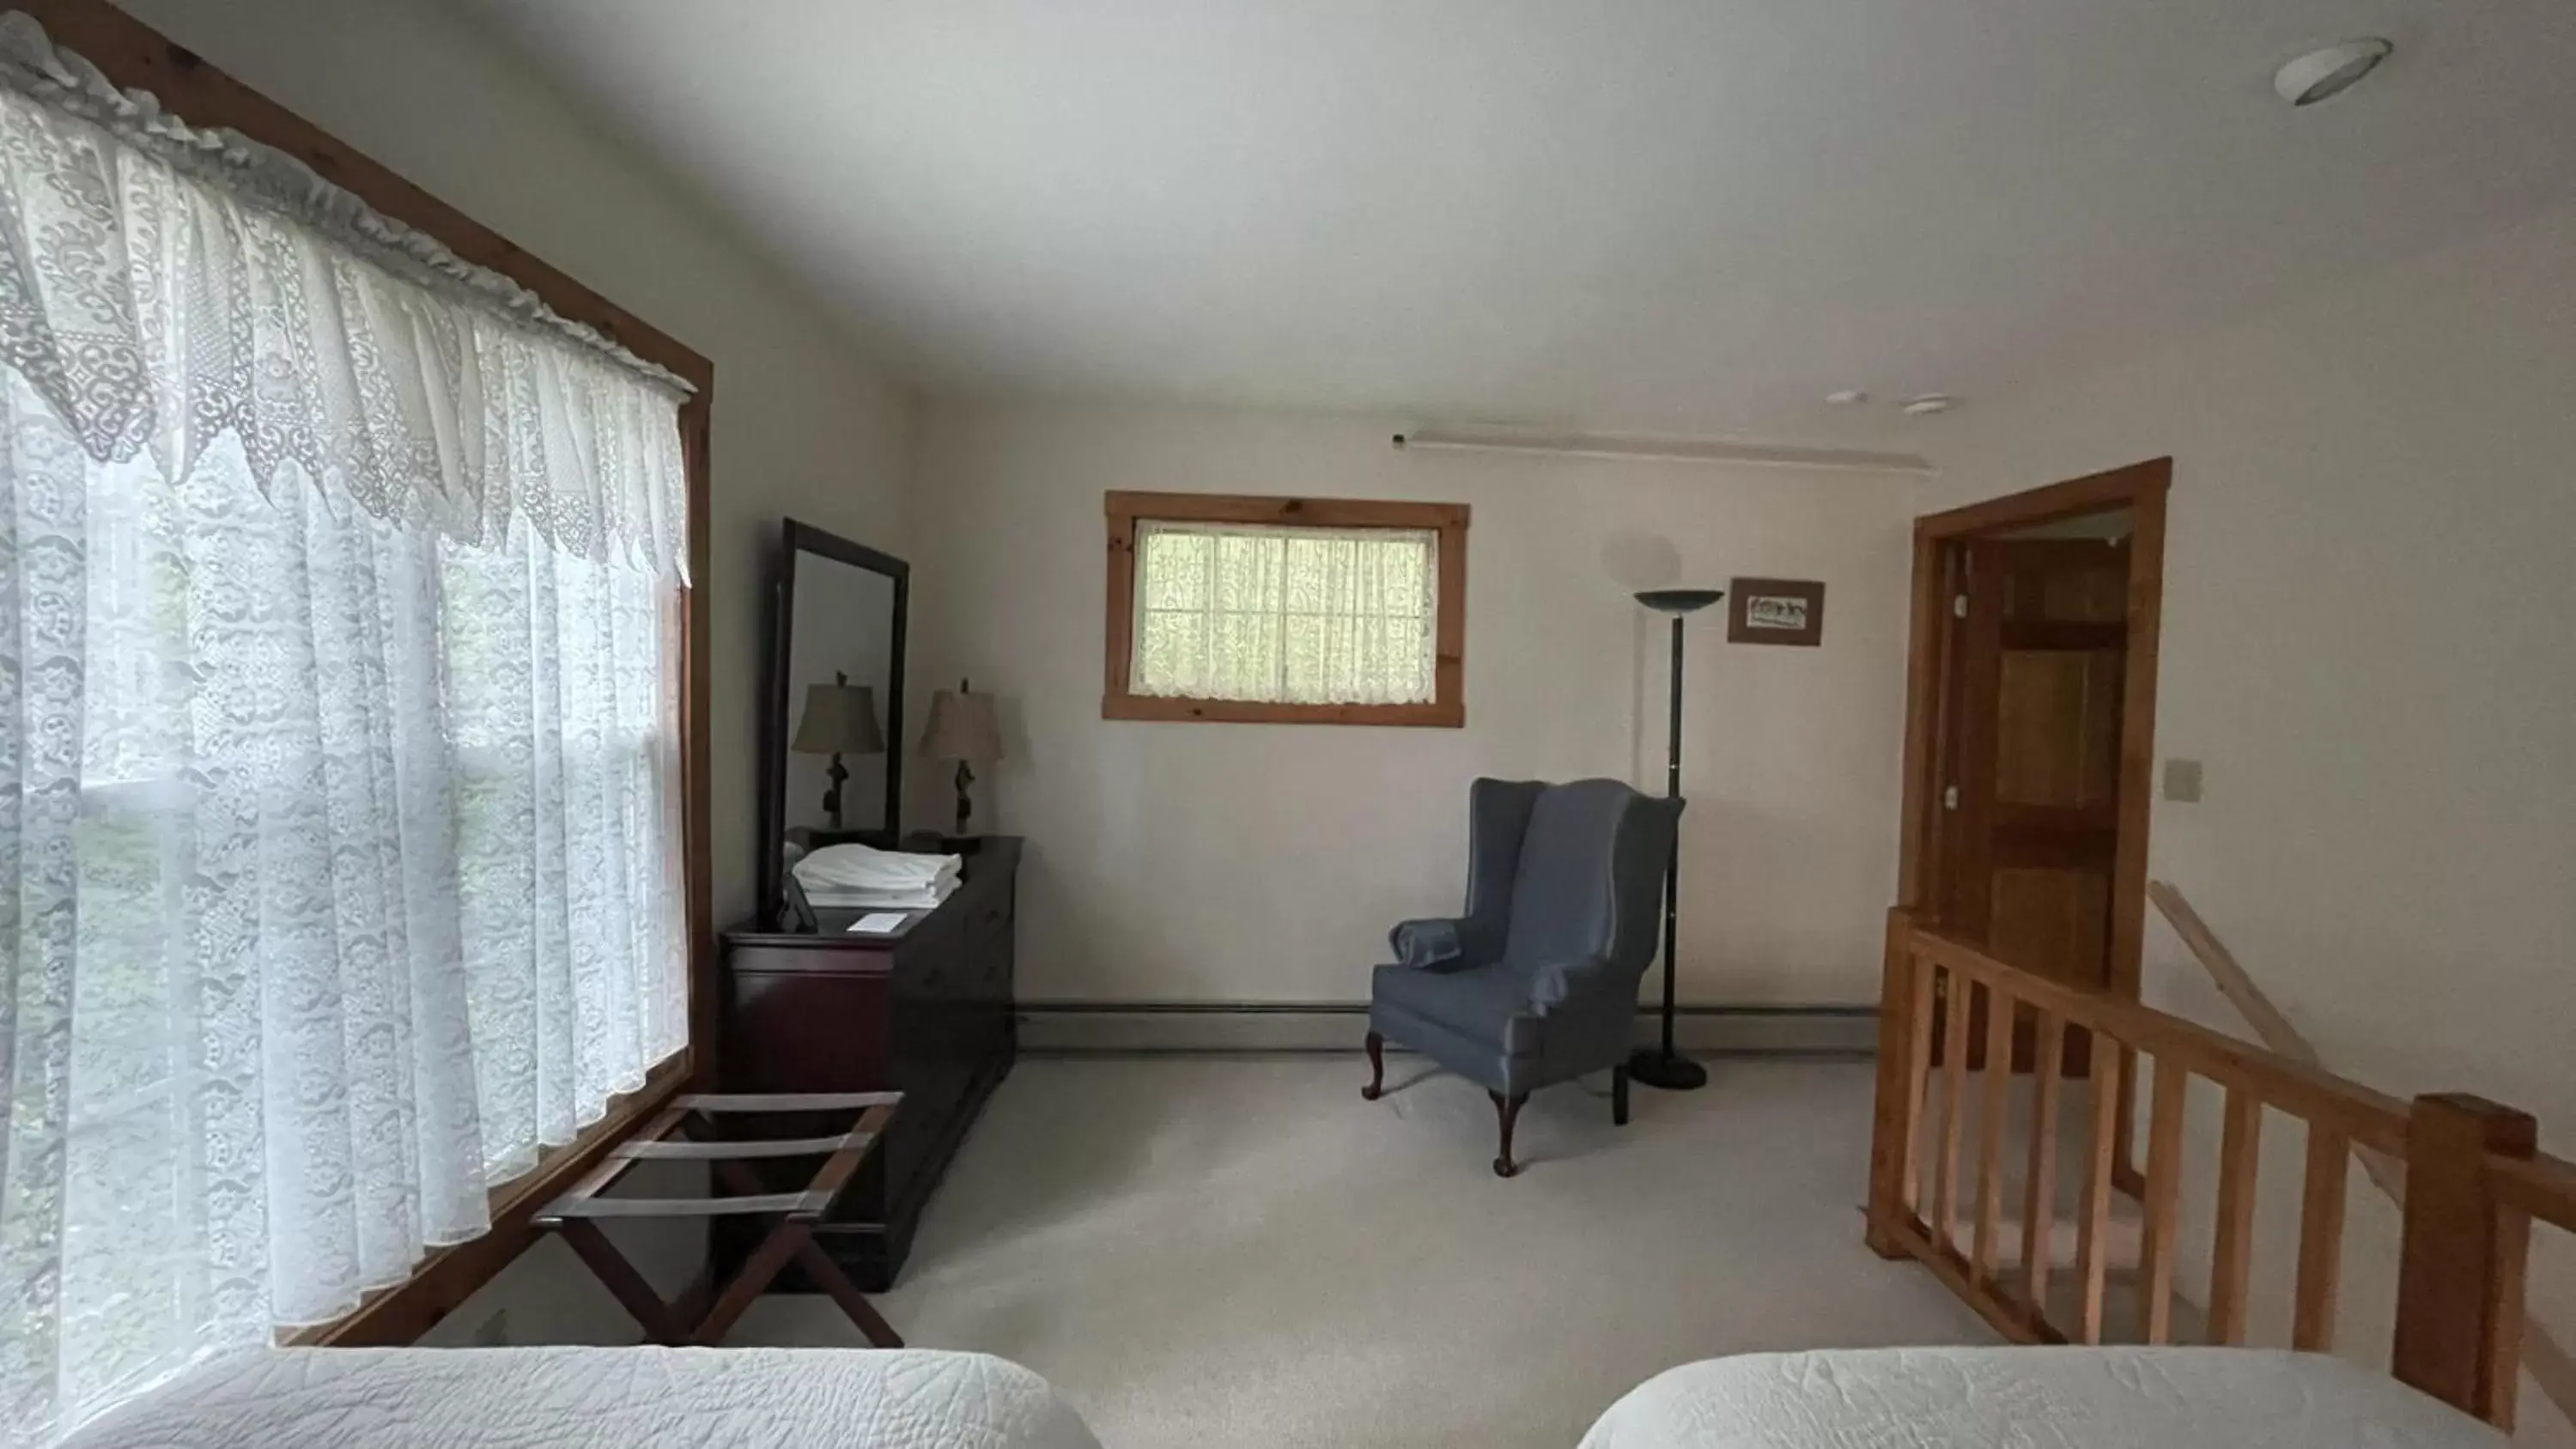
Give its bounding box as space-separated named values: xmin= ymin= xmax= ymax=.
xmin=19 ymin=0 xmax=716 ymax=1347
xmin=283 ymin=1058 xmax=691 ymax=1346
xmin=1103 ymin=491 xmax=1468 ymax=727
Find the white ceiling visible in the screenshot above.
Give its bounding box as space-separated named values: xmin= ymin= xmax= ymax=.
xmin=454 ymin=0 xmax=2576 ymax=440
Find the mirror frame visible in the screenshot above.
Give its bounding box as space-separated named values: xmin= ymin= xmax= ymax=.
xmin=757 ymin=518 xmax=910 ymax=930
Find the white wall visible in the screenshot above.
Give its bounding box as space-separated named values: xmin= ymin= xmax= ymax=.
xmin=1924 ymin=196 xmax=2576 ymax=1142
xmin=118 ymin=0 xmax=915 ymax=930
xmin=107 ymin=0 xmax=912 ymax=1342
xmin=909 ymin=400 xmax=1919 ymax=1006
xmin=1923 ymin=199 xmax=2576 ymax=1436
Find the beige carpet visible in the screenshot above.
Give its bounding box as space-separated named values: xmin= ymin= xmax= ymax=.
xmin=726 ymin=1056 xmax=1996 ymax=1448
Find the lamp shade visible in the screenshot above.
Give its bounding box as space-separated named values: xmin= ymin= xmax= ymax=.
xmin=921 ymin=688 xmax=1003 ymax=765
xmin=792 ymin=682 xmax=884 ymax=755
xmin=1635 ymin=587 xmax=1725 ymax=615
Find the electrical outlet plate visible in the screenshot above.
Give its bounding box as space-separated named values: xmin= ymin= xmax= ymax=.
xmin=2162 ymin=758 xmax=2204 ymax=803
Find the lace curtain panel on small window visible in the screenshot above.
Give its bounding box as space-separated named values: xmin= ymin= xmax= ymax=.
xmin=0 ymin=20 xmax=688 ymax=1440
xmin=1131 ymin=521 xmax=1438 ymax=706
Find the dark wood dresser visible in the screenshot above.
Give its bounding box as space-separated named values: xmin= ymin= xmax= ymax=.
xmin=718 ymin=837 xmax=1019 ymax=1289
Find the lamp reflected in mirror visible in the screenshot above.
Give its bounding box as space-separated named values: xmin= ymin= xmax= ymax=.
xmin=792 ymin=672 xmax=885 ymax=831
xmin=759 ymin=519 xmax=907 ymax=931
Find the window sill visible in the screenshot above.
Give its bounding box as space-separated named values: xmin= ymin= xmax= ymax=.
xmin=1103 ymin=694 xmax=1463 ymax=728
xmin=281 ymin=1052 xmax=695 ymax=1347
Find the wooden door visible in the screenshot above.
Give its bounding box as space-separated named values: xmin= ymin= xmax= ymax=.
xmin=1935 ymin=537 xmax=2129 ymax=1068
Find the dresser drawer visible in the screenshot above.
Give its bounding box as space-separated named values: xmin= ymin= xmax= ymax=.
xmin=717 ymin=838 xmax=1021 ymax=1290
xmin=722 ymin=966 xmax=891 ymax=1092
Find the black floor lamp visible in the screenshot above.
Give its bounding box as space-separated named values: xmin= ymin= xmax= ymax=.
xmin=1629 ymin=587 xmax=1723 ymax=1091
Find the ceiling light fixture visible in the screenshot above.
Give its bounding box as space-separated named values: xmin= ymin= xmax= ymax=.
xmin=1899 ymin=394 xmax=1954 ymax=417
xmin=1825 ymin=390 xmax=1869 ymax=406
xmin=2273 ymin=38 xmax=2394 ymax=107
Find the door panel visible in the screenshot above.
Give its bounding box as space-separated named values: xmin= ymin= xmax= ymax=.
xmin=1994 ymin=651 xmax=2121 ymax=809
xmin=2018 ymin=545 xmax=2128 ymax=623
xmin=1933 ymin=536 xmax=2129 ymax=1072
xmin=1989 ymin=868 xmax=2110 ymax=989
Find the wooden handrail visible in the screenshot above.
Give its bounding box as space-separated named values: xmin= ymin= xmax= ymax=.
xmin=1867 ymin=906 xmax=2573 ymax=1429
xmin=2148 ymin=881 xmax=2576 ymax=1432
xmin=1869 ymin=912 xmax=2415 ymax=1352
xmin=1910 ymin=926 xmax=2411 ymax=1155
xmin=2148 ymin=883 xmax=2411 ymax=1197
xmin=2496 ymin=1155 xmax=2576 ymax=1239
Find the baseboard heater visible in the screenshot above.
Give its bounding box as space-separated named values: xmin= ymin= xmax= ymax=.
xmin=1015 ymin=1000 xmax=1876 ymax=1058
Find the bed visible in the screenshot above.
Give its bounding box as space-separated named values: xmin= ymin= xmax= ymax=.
xmin=58 ymin=1346 xmax=1103 ymax=1449
xmin=1582 ymin=1346 xmax=2505 ymax=1448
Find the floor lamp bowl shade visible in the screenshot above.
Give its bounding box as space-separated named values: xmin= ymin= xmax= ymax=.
xmin=1636 ymin=587 xmax=1726 ymax=615
xmin=792 ymin=682 xmax=886 ymax=757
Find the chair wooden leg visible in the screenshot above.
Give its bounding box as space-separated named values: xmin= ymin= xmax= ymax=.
xmin=1491 ymin=1090 xmax=1526 ymax=1178
xmin=1362 ymin=1030 xmax=1385 ymax=1100
xmin=1613 ymin=1065 xmax=1631 ymax=1126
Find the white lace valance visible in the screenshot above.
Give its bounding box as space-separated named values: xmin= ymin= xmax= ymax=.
xmin=0 ymin=11 xmax=690 ymax=578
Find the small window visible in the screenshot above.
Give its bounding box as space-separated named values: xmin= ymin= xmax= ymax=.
xmin=1104 ymin=492 xmax=1468 ymax=725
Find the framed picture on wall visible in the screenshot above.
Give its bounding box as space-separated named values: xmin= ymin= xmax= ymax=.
xmin=1728 ymin=578 xmax=1826 ymax=646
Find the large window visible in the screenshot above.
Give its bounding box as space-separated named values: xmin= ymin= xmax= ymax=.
xmin=1103 ymin=493 xmax=1469 ymax=726
xmin=0 ymin=14 xmax=701 ymax=1439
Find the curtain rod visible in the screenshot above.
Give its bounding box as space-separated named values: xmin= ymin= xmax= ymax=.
xmin=1393 ymin=426 xmax=1933 ymax=475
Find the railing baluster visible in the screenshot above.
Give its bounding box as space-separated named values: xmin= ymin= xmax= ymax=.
xmin=1902 ymin=944 xmax=1936 ymax=1213
xmin=2075 ymin=1037 xmax=2122 ymax=1344
xmin=2207 ymin=1087 xmax=2263 ymax=1344
xmin=2293 ymin=1124 xmax=2348 ymax=1352
xmin=2020 ymin=1009 xmax=2064 ymax=1316
xmin=1935 ymin=967 xmax=1971 ymax=1254
xmin=1866 ymin=917 xmax=1929 ymax=1256
xmin=1971 ymin=985 xmax=2013 ymax=1288
xmin=1874 ymin=919 xmax=2564 ymax=1406
xmin=2138 ymin=1056 xmax=2189 ymax=1344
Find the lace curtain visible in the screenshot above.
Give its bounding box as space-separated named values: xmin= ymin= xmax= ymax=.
xmin=0 ymin=19 xmax=688 ymax=1440
xmin=1131 ymin=521 xmax=1438 ymax=705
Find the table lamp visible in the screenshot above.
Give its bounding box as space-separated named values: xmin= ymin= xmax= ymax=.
xmin=791 ymin=672 xmax=884 ymax=831
xmin=921 ymin=678 xmax=1004 ymax=837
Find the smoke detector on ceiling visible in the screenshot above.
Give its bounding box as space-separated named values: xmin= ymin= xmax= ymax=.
xmin=2274 ymin=39 xmax=2394 ymax=107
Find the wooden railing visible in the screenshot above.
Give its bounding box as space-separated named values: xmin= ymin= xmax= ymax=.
xmin=1865 ymin=907 xmax=2576 ymax=1432
xmin=2149 ymin=881 xmax=2576 ymax=1429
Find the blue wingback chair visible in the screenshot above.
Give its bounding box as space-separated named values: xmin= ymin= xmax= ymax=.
xmin=1364 ymin=778 xmax=1684 ymax=1176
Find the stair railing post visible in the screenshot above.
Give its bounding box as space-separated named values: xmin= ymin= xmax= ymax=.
xmin=2393 ymin=1092 xmax=2537 ymax=1429
xmin=1867 ymin=907 xmax=1923 ymax=1258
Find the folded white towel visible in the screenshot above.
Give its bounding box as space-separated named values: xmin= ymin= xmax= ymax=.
xmin=804 ymin=875 xmax=957 ymax=898
xmin=803 ymin=878 xmax=957 ymax=912
xmin=794 ymin=844 xmax=961 ymax=893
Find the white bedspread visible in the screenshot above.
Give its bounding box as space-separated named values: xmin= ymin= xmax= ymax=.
xmin=1581 ymin=1347 xmax=2505 ymax=1448
xmin=59 ymin=1346 xmax=1103 ymax=1449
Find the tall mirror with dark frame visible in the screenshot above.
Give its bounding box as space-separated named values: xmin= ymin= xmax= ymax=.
xmin=758 ymin=520 xmax=908 ymax=931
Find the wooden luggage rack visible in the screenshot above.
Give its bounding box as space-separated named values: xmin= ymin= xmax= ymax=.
xmin=536 ymin=1091 xmax=904 ymax=1348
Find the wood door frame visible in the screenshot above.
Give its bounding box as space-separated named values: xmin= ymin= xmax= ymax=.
xmin=1894 ymin=457 xmax=2171 ymax=1003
